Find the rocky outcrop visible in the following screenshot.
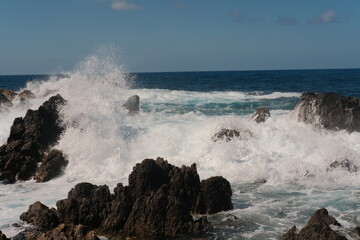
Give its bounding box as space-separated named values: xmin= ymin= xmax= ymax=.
xmin=293 ymin=92 xmax=360 ymax=132
xmin=212 ymin=128 xmax=253 ymax=142
xmin=123 ymin=95 xmax=140 ymax=114
xmin=0 ymin=89 xmax=17 ymax=101
xmin=18 ymin=90 xmax=35 ymax=99
xmin=20 ymin=201 xmax=60 ymax=231
xmin=19 ymin=158 xmax=232 ymax=239
xmin=0 ymin=231 xmax=9 ymax=240
xmin=34 ymin=149 xmax=68 ymax=182
xmin=195 ymin=176 xmax=233 ymax=214
xmin=281 ymin=208 xmax=347 ymax=240
xmin=0 ymin=94 xmax=67 ymax=183
xmin=327 ymin=159 xmax=358 ymax=172
xmin=252 ymin=107 xmax=270 ymax=123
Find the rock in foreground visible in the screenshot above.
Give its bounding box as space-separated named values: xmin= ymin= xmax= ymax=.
xmin=281 ymin=208 xmax=347 ymax=240
xmin=0 ymin=94 xmax=67 ymax=183
xmin=293 ymin=92 xmax=360 ymax=132
xmin=20 ymin=158 xmax=233 ymax=239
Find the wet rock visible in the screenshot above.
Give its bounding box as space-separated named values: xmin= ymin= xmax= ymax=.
xmin=281 ymin=208 xmax=347 ymax=240
xmin=0 ymin=89 xmax=17 ymax=101
xmin=20 ymin=201 xmax=60 ymax=231
xmin=0 ymin=94 xmax=66 ymax=183
xmin=34 ymin=149 xmax=68 ymax=182
xmin=37 ymin=224 xmax=99 ymax=240
xmin=0 ymin=230 xmax=9 ymax=240
xmin=252 ymin=107 xmax=271 ymax=123
xmin=0 ymin=92 xmax=12 ymax=107
xmin=195 ymin=176 xmax=233 ymax=214
xmin=56 ymin=182 xmax=112 ymax=228
xmin=293 ymin=92 xmax=360 ymax=132
xmin=123 ymin=95 xmax=140 ymax=114
xmin=212 ymin=128 xmax=253 ymax=142
xmin=327 ymin=159 xmax=358 ymax=172
xmin=18 ymin=90 xmax=35 ymax=99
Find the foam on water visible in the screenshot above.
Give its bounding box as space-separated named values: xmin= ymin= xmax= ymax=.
xmin=1 ymin=52 xmax=360 ymax=239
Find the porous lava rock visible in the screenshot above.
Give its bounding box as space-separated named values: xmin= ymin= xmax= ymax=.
xmin=19 ymin=158 xmax=232 ymax=239
xmin=252 ymin=107 xmax=271 ymax=123
xmin=123 ymin=95 xmax=140 ymax=114
xmin=34 ymin=149 xmax=68 ymax=182
xmin=0 ymin=94 xmax=66 ymax=183
xmin=20 ymin=201 xmax=60 ymax=231
xmin=281 ymin=208 xmax=347 ymax=240
xmin=293 ymin=92 xmax=360 ymax=132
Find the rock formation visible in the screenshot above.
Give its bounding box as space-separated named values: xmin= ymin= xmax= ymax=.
xmin=281 ymin=208 xmax=347 ymax=240
xmin=0 ymin=94 xmax=67 ymax=183
xmin=123 ymin=95 xmax=140 ymax=114
xmin=293 ymin=92 xmax=360 ymax=132
xmin=252 ymin=107 xmax=271 ymax=123
xmin=212 ymin=128 xmax=253 ymax=142
xmin=0 ymin=89 xmax=17 ymax=101
xmin=18 ymin=158 xmax=233 ymax=239
xmin=18 ymin=90 xmax=35 ymax=99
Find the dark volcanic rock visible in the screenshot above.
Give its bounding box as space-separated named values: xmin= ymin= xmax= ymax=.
xmin=281 ymin=208 xmax=347 ymax=240
xmin=0 ymin=94 xmax=66 ymax=183
xmin=293 ymin=92 xmax=360 ymax=132
xmin=0 ymin=230 xmax=9 ymax=240
xmin=20 ymin=201 xmax=60 ymax=231
xmin=34 ymin=149 xmax=68 ymax=182
xmin=19 ymin=158 xmax=232 ymax=239
xmin=212 ymin=128 xmax=253 ymax=142
xmin=252 ymin=107 xmax=271 ymax=123
xmin=123 ymin=95 xmax=140 ymax=114
xmin=195 ymin=176 xmax=233 ymax=214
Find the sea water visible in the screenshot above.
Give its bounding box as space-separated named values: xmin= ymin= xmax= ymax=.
xmin=1 ymin=53 xmax=360 ymax=239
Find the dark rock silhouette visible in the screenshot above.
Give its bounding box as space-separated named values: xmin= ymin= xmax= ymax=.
xmin=0 ymin=230 xmax=9 ymax=240
xmin=0 ymin=95 xmax=66 ymax=183
xmin=195 ymin=176 xmax=233 ymax=214
xmin=252 ymin=107 xmax=271 ymax=123
xmin=293 ymin=92 xmax=360 ymax=132
xmin=212 ymin=128 xmax=253 ymax=142
xmin=34 ymin=149 xmax=68 ymax=182
xmin=19 ymin=158 xmax=232 ymax=239
xmin=20 ymin=201 xmax=60 ymax=231
xmin=123 ymin=95 xmax=140 ymax=114
xmin=281 ymin=208 xmax=347 ymax=240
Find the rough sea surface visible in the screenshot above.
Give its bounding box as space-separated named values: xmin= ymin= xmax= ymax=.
xmin=1 ymin=54 xmax=360 ymax=239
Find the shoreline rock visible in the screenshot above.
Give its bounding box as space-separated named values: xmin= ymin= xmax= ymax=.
xmin=18 ymin=158 xmax=233 ymax=239
xmin=252 ymin=107 xmax=271 ymax=123
xmin=293 ymin=92 xmax=360 ymax=132
xmin=0 ymin=94 xmax=67 ymax=183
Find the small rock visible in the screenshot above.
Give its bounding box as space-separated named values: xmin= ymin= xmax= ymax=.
xmin=252 ymin=107 xmax=270 ymax=123
xmin=34 ymin=149 xmax=68 ymax=182
xmin=212 ymin=128 xmax=253 ymax=142
xmin=123 ymin=95 xmax=140 ymax=114
xmin=0 ymin=230 xmax=9 ymax=240
xmin=0 ymin=92 xmax=12 ymax=107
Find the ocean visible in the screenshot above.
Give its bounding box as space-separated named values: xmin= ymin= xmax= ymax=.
xmin=1 ymin=54 xmax=360 ymax=239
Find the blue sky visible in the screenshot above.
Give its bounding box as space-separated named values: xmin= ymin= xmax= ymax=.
xmin=0 ymin=0 xmax=359 ymax=74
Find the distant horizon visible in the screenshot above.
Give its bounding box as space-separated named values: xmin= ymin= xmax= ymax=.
xmin=1 ymin=66 xmax=360 ymax=77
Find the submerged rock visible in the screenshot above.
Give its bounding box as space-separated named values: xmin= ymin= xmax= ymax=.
xmin=123 ymin=95 xmax=140 ymax=114
xmin=212 ymin=128 xmax=253 ymax=142
xmin=252 ymin=107 xmax=270 ymax=123
xmin=19 ymin=158 xmax=232 ymax=239
xmin=293 ymin=92 xmax=360 ymax=132
xmin=0 ymin=94 xmax=67 ymax=183
xmin=281 ymin=208 xmax=347 ymax=240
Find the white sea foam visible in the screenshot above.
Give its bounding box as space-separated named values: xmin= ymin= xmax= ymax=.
xmin=1 ymin=52 xmax=360 ymax=239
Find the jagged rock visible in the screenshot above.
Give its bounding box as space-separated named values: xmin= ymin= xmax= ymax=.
xmin=212 ymin=128 xmax=253 ymax=142
xmin=281 ymin=208 xmax=347 ymax=240
xmin=327 ymin=159 xmax=358 ymax=172
xmin=34 ymin=149 xmax=68 ymax=182
xmin=56 ymin=182 xmax=112 ymax=228
xmin=0 ymin=89 xmax=17 ymax=101
xmin=252 ymin=107 xmax=270 ymax=123
xmin=0 ymin=230 xmax=9 ymax=240
xmin=20 ymin=158 xmax=231 ymax=239
xmin=195 ymin=176 xmax=233 ymax=214
xmin=0 ymin=92 xmax=12 ymax=107
xmin=293 ymin=92 xmax=360 ymax=132
xmin=20 ymin=201 xmax=59 ymax=231
xmin=123 ymin=95 xmax=140 ymax=114
xmin=18 ymin=90 xmax=35 ymax=99
xmin=0 ymin=94 xmax=66 ymax=183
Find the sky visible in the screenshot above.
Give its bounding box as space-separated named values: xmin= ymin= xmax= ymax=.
xmin=0 ymin=0 xmax=359 ymax=74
